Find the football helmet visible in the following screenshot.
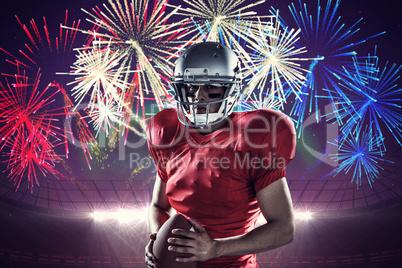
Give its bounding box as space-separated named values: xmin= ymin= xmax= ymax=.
xmin=171 ymin=42 xmax=242 ymax=127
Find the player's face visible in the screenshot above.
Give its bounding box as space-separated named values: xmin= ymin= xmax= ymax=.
xmin=185 ymin=84 xmax=226 ymax=114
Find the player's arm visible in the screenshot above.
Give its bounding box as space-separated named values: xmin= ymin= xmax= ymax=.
xmin=146 ymin=175 xmax=174 ymax=267
xmin=214 ymin=177 xmax=294 ymax=256
xmin=169 ymin=177 xmax=294 ymax=262
xmin=148 ymin=175 xmax=175 ymax=233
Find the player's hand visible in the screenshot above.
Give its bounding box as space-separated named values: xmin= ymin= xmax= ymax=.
xmin=145 ymin=233 xmax=159 ymax=268
xmin=167 ymin=218 xmax=217 ymax=262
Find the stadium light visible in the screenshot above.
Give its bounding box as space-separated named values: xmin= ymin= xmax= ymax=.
xmin=295 ymin=211 xmax=313 ymax=220
xmin=91 ymin=211 xmax=108 ymax=221
xmin=91 ymin=209 xmax=147 ymax=223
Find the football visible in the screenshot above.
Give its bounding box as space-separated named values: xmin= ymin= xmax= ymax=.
xmin=153 ymin=214 xmax=197 ymax=268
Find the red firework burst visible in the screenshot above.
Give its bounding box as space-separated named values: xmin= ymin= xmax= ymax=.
xmin=0 ymin=10 xmax=83 ymax=70
xmin=0 ymin=68 xmax=67 ymax=190
xmin=0 ymin=69 xmax=66 ymax=147
xmin=2 ymin=121 xmax=63 ymax=191
xmin=0 ymin=9 xmax=98 ymax=171
xmin=51 ymin=82 xmax=97 ymax=169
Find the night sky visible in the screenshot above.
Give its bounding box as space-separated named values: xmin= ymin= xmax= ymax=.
xmin=0 ymin=0 xmax=401 ymax=211
xmin=1 ymin=0 xmax=401 ymax=63
xmin=0 ymin=0 xmax=401 ymax=213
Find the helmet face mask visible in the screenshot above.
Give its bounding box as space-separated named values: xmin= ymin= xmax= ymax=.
xmin=171 ymin=42 xmax=242 ymax=127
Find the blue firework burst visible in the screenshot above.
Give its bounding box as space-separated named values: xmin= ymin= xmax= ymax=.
xmin=274 ymin=0 xmax=385 ymax=134
xmin=329 ymin=127 xmax=393 ymax=188
xmin=328 ymin=47 xmax=402 ymax=154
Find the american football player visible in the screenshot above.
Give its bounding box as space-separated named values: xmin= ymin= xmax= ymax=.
xmin=145 ymin=42 xmax=296 ymax=268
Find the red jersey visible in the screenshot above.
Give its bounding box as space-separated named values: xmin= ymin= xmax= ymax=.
xmin=147 ymin=108 xmax=296 ymax=268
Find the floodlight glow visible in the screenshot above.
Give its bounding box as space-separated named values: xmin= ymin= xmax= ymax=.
xmin=91 ymin=211 xmax=108 ymax=221
xmin=295 ymin=211 xmax=313 ymax=220
xmin=116 ymin=210 xmax=144 ymax=223
xmin=90 ymin=209 xmax=147 ymax=223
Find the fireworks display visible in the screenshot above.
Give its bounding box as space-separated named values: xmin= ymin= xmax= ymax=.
xmin=3 ymin=124 xmax=63 ymax=191
xmin=0 ymin=69 xmax=66 ymax=190
xmin=166 ymin=0 xmax=271 ymax=48
xmin=58 ymin=38 xmax=133 ymax=112
xmin=332 ymin=49 xmax=402 ymax=154
xmin=0 ymin=0 xmax=400 ymax=200
xmin=241 ymin=11 xmax=321 ymax=107
xmin=0 ymin=11 xmax=81 ymax=77
xmin=283 ymin=0 xmax=385 ymax=135
xmin=84 ymin=96 xmax=125 ymax=137
xmin=71 ymin=0 xmax=187 ymax=108
xmin=0 ymin=10 xmax=99 ymax=172
xmin=52 ymin=82 xmax=96 ymax=168
xmin=329 ymin=127 xmax=393 ymax=188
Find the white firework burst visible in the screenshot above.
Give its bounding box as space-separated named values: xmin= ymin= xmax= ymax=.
xmin=85 ymin=97 xmax=125 ymax=137
xmin=59 ymin=38 xmax=134 ymax=112
xmin=238 ymin=91 xmax=283 ymax=111
xmin=243 ymin=12 xmax=322 ymax=106
xmin=68 ymin=0 xmax=188 ymax=108
xmin=166 ymin=0 xmax=273 ymax=59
